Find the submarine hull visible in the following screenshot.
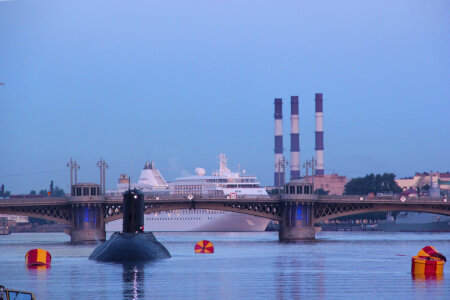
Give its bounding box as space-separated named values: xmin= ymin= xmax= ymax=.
xmin=89 ymin=232 xmax=171 ymax=262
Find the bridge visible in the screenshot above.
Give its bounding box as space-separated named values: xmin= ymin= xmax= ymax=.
xmin=1 ymin=182 xmax=449 ymax=242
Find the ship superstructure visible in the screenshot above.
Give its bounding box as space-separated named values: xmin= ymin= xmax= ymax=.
xmin=107 ymin=161 xmax=170 ymax=197
xmin=170 ymin=154 xmax=269 ymax=199
xmin=106 ymin=155 xmax=270 ymax=231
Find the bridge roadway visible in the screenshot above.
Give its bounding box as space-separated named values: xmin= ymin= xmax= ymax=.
xmin=2 ymin=194 xmax=447 ymax=205
xmin=0 ymin=194 xmax=449 ymax=242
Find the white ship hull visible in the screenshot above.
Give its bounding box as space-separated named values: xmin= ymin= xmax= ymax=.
xmin=106 ymin=209 xmax=270 ymax=232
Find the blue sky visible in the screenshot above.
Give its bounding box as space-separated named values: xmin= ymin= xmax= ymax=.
xmin=1 ymin=1 xmax=449 ymax=193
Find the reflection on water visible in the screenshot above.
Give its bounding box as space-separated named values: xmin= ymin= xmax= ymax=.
xmin=122 ymin=264 xmax=145 ymax=300
xmin=412 ymin=274 xmax=445 ymax=283
xmin=26 ymin=266 xmax=49 ymax=279
xmin=0 ymin=232 xmax=449 ymax=299
xmin=26 ymin=265 xmax=50 ymax=270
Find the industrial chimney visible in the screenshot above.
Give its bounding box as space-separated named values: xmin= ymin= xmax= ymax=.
xmin=290 ymin=96 xmax=300 ymax=179
xmin=315 ymin=93 xmax=324 ymax=176
xmin=274 ymin=98 xmax=284 ymax=186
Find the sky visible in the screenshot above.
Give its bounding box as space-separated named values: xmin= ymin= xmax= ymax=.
xmin=0 ymin=0 xmax=449 ymax=194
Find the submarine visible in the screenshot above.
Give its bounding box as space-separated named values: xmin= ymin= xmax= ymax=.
xmin=89 ymin=188 xmax=171 ymax=262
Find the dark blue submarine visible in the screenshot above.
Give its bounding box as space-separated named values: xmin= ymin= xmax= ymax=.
xmin=89 ymin=189 xmax=171 ymax=262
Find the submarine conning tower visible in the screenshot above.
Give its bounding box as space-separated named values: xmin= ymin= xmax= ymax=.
xmin=123 ymin=189 xmax=144 ymax=233
xmin=89 ymin=187 xmax=171 ymax=261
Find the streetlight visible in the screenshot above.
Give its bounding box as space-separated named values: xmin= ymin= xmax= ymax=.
xmin=275 ymin=156 xmax=288 ymax=197
xmin=97 ymin=157 xmax=109 ymax=194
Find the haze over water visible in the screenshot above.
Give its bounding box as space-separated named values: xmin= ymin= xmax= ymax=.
xmin=1 ymin=231 xmax=449 ymax=299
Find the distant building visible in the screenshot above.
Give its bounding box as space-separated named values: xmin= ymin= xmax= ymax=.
xmin=0 ymin=214 xmax=29 ymax=224
xmin=396 ymin=172 xmax=450 ymax=192
xmin=303 ymin=174 xmax=347 ymax=195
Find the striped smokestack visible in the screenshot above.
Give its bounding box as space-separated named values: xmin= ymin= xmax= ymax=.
xmin=290 ymin=96 xmax=300 ymax=179
xmin=274 ymin=98 xmax=284 ymax=187
xmin=315 ymin=93 xmax=324 ymax=176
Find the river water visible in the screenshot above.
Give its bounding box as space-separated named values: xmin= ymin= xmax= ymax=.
xmin=1 ymin=231 xmax=449 ymax=299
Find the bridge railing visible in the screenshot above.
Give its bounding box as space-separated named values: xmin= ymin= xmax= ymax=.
xmin=317 ymin=194 xmax=448 ymax=204
xmin=104 ymin=194 xmax=275 ymax=202
xmin=0 ymin=197 xmax=68 ymax=207
xmin=0 ymin=194 xmax=447 ymax=206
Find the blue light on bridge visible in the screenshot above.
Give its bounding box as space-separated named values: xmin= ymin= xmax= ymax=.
xmin=297 ymin=206 xmax=302 ymax=220
xmin=84 ymin=207 xmax=89 ymax=222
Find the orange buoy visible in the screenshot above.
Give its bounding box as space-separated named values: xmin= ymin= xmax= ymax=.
xmin=25 ymin=249 xmax=51 ymax=268
xmin=411 ymin=246 xmax=446 ymax=275
xmin=195 ymin=240 xmax=214 ymax=254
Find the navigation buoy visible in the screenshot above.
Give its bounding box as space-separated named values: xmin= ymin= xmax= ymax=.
xmin=25 ymin=249 xmax=51 ymax=268
xmin=411 ymin=246 xmax=446 ymax=276
xmin=195 ymin=240 xmax=214 ymax=254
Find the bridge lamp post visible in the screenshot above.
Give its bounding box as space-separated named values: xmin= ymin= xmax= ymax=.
xmin=67 ymin=159 xmax=74 ymax=189
xmin=103 ymin=161 xmax=109 ymax=194
xmin=275 ymin=157 xmax=288 ymax=197
xmin=74 ymin=161 xmax=80 ymax=184
xmin=97 ymin=158 xmax=103 ymax=194
xmin=311 ymin=156 xmax=317 ymax=194
xmin=97 ymin=158 xmax=109 ymax=195
xmin=67 ymin=159 xmax=80 ymax=191
xmin=303 ymin=157 xmax=317 ymax=193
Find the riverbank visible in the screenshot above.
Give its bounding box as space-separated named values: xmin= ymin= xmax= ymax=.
xmin=10 ymin=223 xmax=68 ymax=233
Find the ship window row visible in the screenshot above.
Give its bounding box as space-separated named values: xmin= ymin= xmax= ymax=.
xmin=207 ymin=190 xmax=223 ymax=195
xmin=173 ymin=191 xmax=202 ymax=196
xmin=231 ymin=179 xmax=256 ymax=183
xmin=174 ymin=185 xmax=202 ymax=190
xmin=152 ymin=209 xmax=225 ymax=215
xmin=148 ymin=217 xmax=202 ymax=221
xmin=226 ymin=184 xmax=259 ymax=188
xmin=239 ymin=179 xmax=256 ymax=183
xmin=227 ymin=179 xmax=251 ymax=183
xmin=207 ymin=179 xmax=227 ymax=183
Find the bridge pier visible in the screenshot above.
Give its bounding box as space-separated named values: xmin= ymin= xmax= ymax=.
xmin=68 ymin=183 xmax=106 ymax=242
xmin=71 ymin=204 xmax=106 ymax=242
xmin=279 ymin=202 xmax=315 ymax=242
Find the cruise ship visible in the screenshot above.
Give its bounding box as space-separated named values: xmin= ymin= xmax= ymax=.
xmin=105 ymin=155 xmax=270 ymax=232
xmin=106 ymin=161 xmax=170 ymax=197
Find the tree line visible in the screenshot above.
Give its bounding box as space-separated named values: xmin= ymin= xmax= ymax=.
xmin=344 ymin=173 xmax=402 ymax=195
xmin=0 ymin=181 xmax=65 ymax=197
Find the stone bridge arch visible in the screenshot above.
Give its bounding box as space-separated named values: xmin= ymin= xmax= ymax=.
xmin=104 ymin=201 xmax=282 ymax=223
xmin=314 ymin=203 xmax=450 ymax=223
